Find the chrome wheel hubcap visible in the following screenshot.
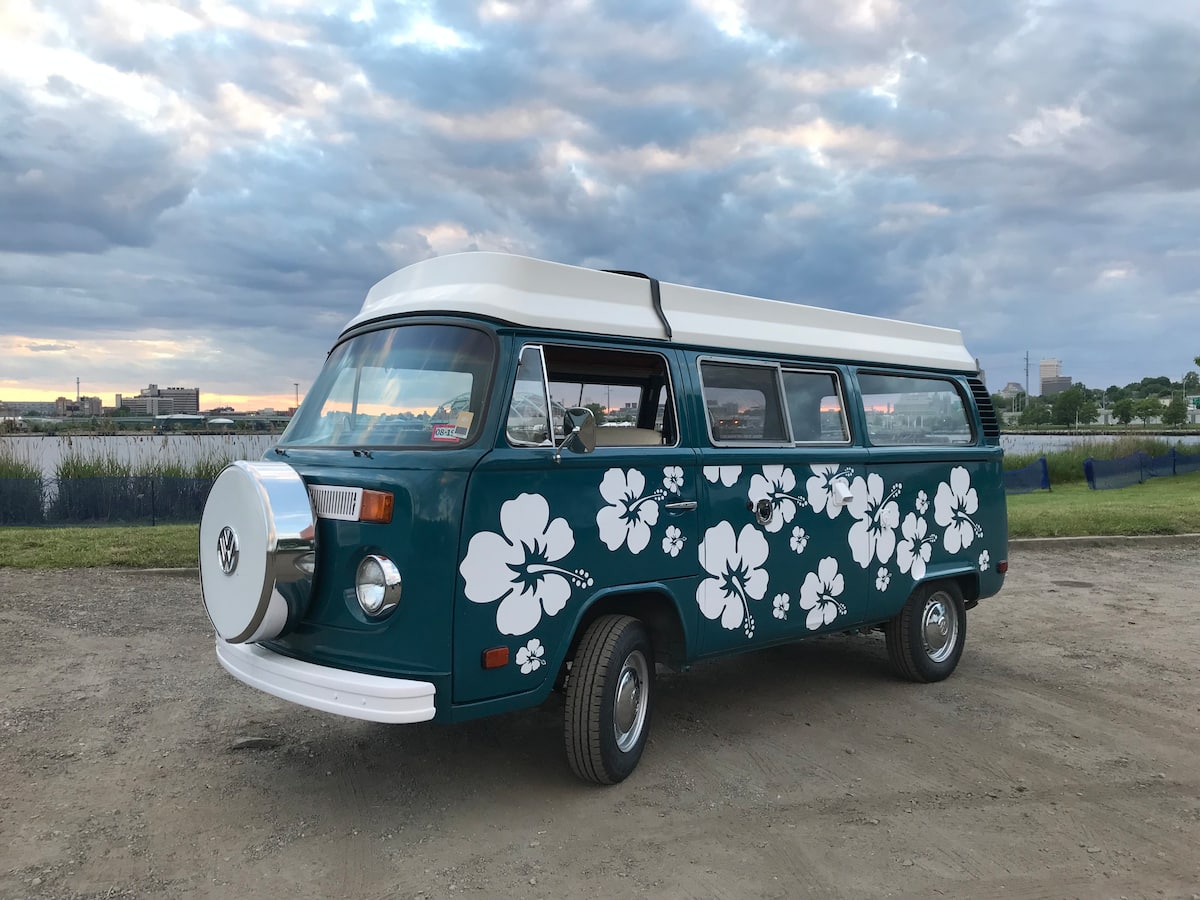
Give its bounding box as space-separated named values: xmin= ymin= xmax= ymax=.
xmin=613 ymin=650 xmax=649 ymax=753
xmin=921 ymin=593 xmax=959 ymax=663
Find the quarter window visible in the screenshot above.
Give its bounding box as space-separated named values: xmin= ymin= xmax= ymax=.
xmin=857 ymin=372 xmax=973 ymax=445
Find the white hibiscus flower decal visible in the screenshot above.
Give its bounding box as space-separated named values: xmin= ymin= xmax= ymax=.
xmin=875 ymin=567 xmax=891 ymax=591
xmin=772 ymin=593 xmax=790 ymax=620
xmin=790 ymin=526 xmax=809 ymax=555
xmin=697 ymin=521 xmax=770 ymax=638
xmin=979 ymin=550 xmax=990 ymax=571
xmin=806 ymin=463 xmax=856 ymax=519
xmin=896 ymin=513 xmax=936 ymax=581
xmin=662 ymin=525 xmax=685 ymax=557
xmin=798 ymin=556 xmax=847 ymax=631
xmin=915 ymin=490 xmax=929 ymax=514
xmin=663 ymin=466 xmax=684 ymax=494
xmin=934 ymin=466 xmax=983 ymax=553
xmin=516 ymin=638 xmax=545 ymax=674
xmin=460 ymin=493 xmax=592 ymax=636
xmin=846 ymin=474 xmax=903 ymax=569
xmin=747 ymin=465 xmax=808 ymax=533
xmin=597 ymin=468 xmax=666 ymax=554
xmin=703 ymin=465 xmax=742 ymax=487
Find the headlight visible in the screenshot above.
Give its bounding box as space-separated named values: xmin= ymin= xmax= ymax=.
xmin=355 ymin=555 xmax=402 ymax=617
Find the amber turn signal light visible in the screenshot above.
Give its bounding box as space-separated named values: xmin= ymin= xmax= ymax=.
xmin=359 ymin=489 xmax=394 ymax=524
xmin=481 ymin=647 xmax=510 ymax=669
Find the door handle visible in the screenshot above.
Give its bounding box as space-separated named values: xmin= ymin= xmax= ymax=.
xmin=665 ymin=500 xmax=698 ymax=511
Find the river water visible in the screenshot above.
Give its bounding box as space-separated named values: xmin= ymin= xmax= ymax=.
xmin=4 ymin=432 xmax=1199 ymax=479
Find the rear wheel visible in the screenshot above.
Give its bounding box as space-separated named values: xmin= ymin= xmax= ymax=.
xmin=885 ymin=581 xmax=966 ymax=683
xmin=564 ymin=615 xmax=654 ymax=785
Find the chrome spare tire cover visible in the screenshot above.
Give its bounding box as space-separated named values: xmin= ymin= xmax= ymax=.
xmin=200 ymin=460 xmax=316 ymax=643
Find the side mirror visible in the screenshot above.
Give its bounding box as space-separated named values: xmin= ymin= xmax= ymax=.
xmin=559 ymin=407 xmax=597 ymax=455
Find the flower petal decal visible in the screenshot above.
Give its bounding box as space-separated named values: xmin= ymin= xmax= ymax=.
xmin=663 ymin=466 xmax=684 ymax=494
xmin=460 ymin=493 xmax=592 ymax=636
xmin=979 ymin=549 xmax=990 ymax=572
xmin=516 ymin=638 xmax=546 ymax=674
xmin=747 ymin=465 xmax=808 ymax=533
xmin=697 ymin=521 xmax=770 ymax=638
xmin=896 ymin=512 xmax=935 ymax=581
xmin=790 ymin=526 xmax=809 ymax=555
xmin=875 ymin=567 xmax=891 ymax=591
xmin=846 ymin=473 xmax=902 ymax=569
xmin=662 ymin=524 xmax=685 ymax=557
xmin=597 ymin=468 xmax=665 ymax=554
xmin=772 ymin=593 xmax=790 ymax=620
xmin=703 ymin=465 xmax=742 ymax=487
xmin=798 ymin=556 xmax=847 ymax=631
xmin=806 ymin=463 xmax=856 ymax=519
xmin=934 ymin=466 xmax=983 ymax=553
xmin=915 ymin=490 xmax=929 ymax=515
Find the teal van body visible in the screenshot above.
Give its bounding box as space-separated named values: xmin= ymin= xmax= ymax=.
xmin=199 ymin=252 xmax=1007 ymax=784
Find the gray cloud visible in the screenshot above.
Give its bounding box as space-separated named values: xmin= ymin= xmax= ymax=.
xmin=1 ymin=0 xmax=1198 ymax=404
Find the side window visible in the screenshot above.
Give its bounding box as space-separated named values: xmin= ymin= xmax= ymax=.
xmin=700 ymin=360 xmax=790 ymax=444
xmin=543 ymin=345 xmax=676 ymax=447
xmin=507 ymin=345 xmax=553 ymax=446
xmin=857 ymin=372 xmax=973 ymax=445
xmin=782 ymin=370 xmax=849 ymax=443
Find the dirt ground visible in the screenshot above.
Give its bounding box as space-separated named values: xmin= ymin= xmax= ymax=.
xmin=1 ymin=540 xmax=1198 ymax=900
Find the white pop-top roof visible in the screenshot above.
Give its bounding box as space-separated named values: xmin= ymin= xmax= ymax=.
xmin=348 ymin=252 xmax=977 ymax=372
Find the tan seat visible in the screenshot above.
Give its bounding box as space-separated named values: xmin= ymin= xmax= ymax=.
xmin=594 ymin=427 xmax=663 ymax=447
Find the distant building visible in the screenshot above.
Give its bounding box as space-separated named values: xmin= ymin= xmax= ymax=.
xmin=0 ymin=400 xmax=57 ymax=416
xmin=1039 ymin=359 xmax=1073 ymax=396
xmin=55 ymin=396 xmax=103 ymax=416
xmin=116 ymin=384 xmax=200 ymax=416
xmin=998 ymin=381 xmax=1025 ymax=400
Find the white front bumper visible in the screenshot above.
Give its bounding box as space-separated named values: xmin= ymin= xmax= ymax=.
xmin=216 ymin=640 xmax=437 ymax=724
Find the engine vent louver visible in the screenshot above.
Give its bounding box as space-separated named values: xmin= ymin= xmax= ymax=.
xmin=308 ymin=485 xmax=363 ymax=521
xmin=966 ymin=376 xmax=1001 ymax=443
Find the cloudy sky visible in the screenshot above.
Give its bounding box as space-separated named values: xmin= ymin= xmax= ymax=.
xmin=2 ymin=0 xmax=1198 ymax=410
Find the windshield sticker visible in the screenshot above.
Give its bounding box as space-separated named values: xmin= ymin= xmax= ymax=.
xmin=455 ymin=411 xmax=474 ymax=439
xmin=431 ymin=423 xmax=459 ymax=442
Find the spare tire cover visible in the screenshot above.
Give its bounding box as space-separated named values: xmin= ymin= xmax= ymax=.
xmin=200 ymin=460 xmax=315 ymax=643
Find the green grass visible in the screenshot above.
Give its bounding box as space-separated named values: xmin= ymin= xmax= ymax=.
xmin=1008 ymin=470 xmax=1200 ymax=537
xmin=0 ymin=524 xmax=198 ymax=569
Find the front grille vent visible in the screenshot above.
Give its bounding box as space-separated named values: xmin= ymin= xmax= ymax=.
xmin=966 ymin=376 xmax=1001 ymax=443
xmin=308 ymin=485 xmax=363 ymax=521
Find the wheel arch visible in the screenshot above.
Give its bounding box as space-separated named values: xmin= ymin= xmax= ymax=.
xmin=561 ymin=585 xmax=689 ymax=676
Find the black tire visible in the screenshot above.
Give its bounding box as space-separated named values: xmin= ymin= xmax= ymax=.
xmin=885 ymin=581 xmax=966 ymax=683
xmin=564 ymin=615 xmax=654 ymax=785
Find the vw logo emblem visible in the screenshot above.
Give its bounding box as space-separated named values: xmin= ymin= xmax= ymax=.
xmin=217 ymin=526 xmax=239 ymax=575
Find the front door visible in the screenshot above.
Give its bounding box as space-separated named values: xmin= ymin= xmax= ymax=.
xmin=452 ymin=340 xmax=699 ymax=704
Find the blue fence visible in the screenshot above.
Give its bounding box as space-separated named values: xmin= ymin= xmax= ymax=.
xmin=1004 ymin=456 xmax=1051 ymax=494
xmin=0 ymin=476 xmax=214 ymax=525
xmin=1084 ymin=448 xmax=1200 ymax=490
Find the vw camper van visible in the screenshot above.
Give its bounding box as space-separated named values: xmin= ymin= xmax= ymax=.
xmin=199 ymin=252 xmax=1007 ymax=784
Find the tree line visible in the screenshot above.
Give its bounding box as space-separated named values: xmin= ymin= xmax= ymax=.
xmin=992 ymin=358 xmax=1200 ymax=428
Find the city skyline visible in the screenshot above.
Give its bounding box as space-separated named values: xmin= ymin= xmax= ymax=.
xmin=3 ymin=2 xmax=1198 ymax=405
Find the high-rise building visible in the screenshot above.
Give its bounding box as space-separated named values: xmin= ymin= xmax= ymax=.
xmin=1039 ymin=359 xmax=1072 ymax=396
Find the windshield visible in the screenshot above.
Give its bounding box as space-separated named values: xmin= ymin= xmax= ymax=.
xmin=281 ymin=324 xmax=495 ymax=448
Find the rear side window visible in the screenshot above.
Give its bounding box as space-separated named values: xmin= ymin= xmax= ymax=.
xmin=700 ymin=360 xmax=790 ymax=444
xmin=857 ymin=372 xmax=973 ymax=445
xmin=782 ymin=370 xmax=849 ymax=443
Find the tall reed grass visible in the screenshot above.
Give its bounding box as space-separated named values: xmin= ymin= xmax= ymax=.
xmin=0 ymin=442 xmax=45 ymax=524
xmin=1004 ymin=437 xmax=1176 ymax=485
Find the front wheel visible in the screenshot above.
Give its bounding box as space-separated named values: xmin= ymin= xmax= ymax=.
xmin=564 ymin=615 xmax=654 ymax=785
xmin=885 ymin=581 xmax=966 ymax=683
